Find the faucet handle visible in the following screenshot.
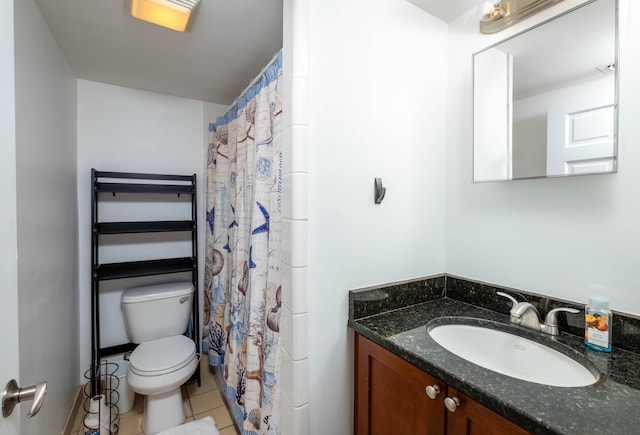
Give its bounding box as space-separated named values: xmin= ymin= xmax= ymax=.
xmin=544 ymin=307 xmax=580 ymax=326
xmin=497 ymin=291 xmax=519 ymax=310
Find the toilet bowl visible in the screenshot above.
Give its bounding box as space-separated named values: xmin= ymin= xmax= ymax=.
xmin=121 ymin=282 xmax=197 ymax=434
xmin=127 ymin=336 xmax=198 ymax=434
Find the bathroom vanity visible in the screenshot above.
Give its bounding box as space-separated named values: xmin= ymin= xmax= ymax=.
xmin=355 ymin=332 xmax=528 ymax=434
xmin=349 ymin=277 xmax=640 ymax=434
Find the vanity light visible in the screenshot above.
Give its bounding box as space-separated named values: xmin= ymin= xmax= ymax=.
xmin=125 ymin=0 xmax=200 ymax=32
xmin=477 ymin=1 xmax=505 ymax=22
xmin=479 ymin=0 xmax=564 ymax=33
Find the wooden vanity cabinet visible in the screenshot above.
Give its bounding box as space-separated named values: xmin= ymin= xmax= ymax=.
xmin=355 ymin=333 xmax=530 ymax=435
xmin=444 ymin=386 xmax=529 ymax=435
xmin=355 ymin=333 xmax=446 ymax=434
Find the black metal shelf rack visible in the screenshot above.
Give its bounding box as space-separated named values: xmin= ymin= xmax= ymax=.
xmin=90 ymin=169 xmax=200 ymax=396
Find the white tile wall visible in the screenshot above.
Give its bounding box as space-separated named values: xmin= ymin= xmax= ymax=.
xmin=281 ymin=307 xmax=309 ymax=361
xmin=282 ymin=219 xmax=308 ymax=268
xmin=289 ymin=77 xmax=310 ymax=126
xmin=283 ymin=172 xmax=308 ymax=220
xmin=283 ymin=125 xmax=310 ymax=174
xmin=282 ymin=265 xmax=308 ymax=314
xmin=289 ymin=0 xmax=309 ymax=78
xmin=280 ymin=348 xmax=309 ymax=407
xmin=281 ymin=0 xmax=310 ymax=432
xmin=281 ymin=390 xmax=310 ymax=435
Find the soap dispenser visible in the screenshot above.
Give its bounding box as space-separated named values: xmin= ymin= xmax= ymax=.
xmin=585 ymin=296 xmax=612 ymax=352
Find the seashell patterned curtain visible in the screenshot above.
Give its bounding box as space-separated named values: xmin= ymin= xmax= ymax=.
xmin=203 ymin=51 xmax=282 ymax=435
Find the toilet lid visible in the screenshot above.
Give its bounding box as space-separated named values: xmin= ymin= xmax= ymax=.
xmin=129 ymin=335 xmax=196 ymax=376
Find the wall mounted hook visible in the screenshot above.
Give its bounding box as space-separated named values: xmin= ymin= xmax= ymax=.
xmin=374 ymin=178 xmax=386 ymax=204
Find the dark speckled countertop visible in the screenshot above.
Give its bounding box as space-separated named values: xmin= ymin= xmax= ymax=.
xmin=349 ymin=295 xmax=640 ymax=434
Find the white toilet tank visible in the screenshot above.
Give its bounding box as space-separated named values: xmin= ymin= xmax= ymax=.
xmin=122 ymin=281 xmax=194 ymax=343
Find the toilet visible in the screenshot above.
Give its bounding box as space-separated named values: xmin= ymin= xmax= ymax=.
xmin=122 ymin=281 xmax=198 ymax=434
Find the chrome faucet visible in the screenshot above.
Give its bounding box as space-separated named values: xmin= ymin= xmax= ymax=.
xmin=497 ymin=291 xmax=579 ymax=336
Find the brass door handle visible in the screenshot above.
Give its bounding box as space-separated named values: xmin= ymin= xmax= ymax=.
xmin=2 ymin=379 xmax=47 ymax=418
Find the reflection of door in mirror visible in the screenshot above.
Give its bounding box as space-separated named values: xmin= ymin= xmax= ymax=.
xmin=473 ymin=0 xmax=617 ymax=182
xmin=546 ymin=91 xmax=615 ymax=176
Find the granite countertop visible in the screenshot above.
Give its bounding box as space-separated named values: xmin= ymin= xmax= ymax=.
xmin=349 ymin=297 xmax=640 ymax=435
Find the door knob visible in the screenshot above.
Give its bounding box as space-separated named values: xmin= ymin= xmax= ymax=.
xmin=2 ymin=379 xmax=47 ymax=418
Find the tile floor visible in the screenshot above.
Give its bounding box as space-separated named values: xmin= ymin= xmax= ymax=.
xmin=70 ymin=357 xmax=239 ymax=434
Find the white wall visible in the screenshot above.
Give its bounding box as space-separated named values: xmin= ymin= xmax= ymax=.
xmin=446 ymin=0 xmax=640 ymax=315
xmin=302 ymin=0 xmax=449 ymax=433
xmin=13 ymin=0 xmax=79 ymax=431
xmin=76 ymin=80 xmax=226 ymax=377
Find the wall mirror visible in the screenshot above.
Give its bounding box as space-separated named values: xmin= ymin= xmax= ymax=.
xmin=473 ymin=0 xmax=617 ymax=182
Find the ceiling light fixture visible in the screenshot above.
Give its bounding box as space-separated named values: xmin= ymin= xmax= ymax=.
xmin=478 ymin=0 xmax=564 ymax=34
xmin=125 ymin=0 xmax=200 ymax=32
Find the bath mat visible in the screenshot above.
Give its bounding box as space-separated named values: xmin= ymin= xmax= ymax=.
xmin=155 ymin=416 xmax=220 ymax=435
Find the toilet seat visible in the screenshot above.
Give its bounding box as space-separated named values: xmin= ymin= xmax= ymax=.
xmin=129 ymin=335 xmax=196 ymax=376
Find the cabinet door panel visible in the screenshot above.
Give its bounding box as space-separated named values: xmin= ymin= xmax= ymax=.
xmin=355 ymin=334 xmax=445 ymax=435
xmin=445 ymin=387 xmax=530 ymax=435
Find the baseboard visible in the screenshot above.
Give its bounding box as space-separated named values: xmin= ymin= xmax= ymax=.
xmin=61 ymin=385 xmax=83 ymax=435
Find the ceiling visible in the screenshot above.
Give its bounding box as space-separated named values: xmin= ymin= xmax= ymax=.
xmin=34 ymin=0 xmax=284 ymax=105
xmin=33 ymin=0 xmax=475 ymax=106
xmin=406 ymin=0 xmax=478 ymax=22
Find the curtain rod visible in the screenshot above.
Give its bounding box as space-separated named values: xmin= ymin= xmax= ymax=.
xmin=231 ymin=50 xmax=282 ymax=108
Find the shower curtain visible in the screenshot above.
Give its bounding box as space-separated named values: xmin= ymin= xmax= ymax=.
xmin=203 ymin=51 xmax=282 ymax=435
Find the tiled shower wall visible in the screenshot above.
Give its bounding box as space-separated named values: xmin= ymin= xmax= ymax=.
xmin=281 ymin=0 xmax=310 ymax=432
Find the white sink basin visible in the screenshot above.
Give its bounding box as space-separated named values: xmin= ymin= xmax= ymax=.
xmin=428 ymin=321 xmax=599 ymax=387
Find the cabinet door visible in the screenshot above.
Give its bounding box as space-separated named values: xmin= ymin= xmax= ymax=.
xmin=355 ymin=334 xmax=446 ymax=435
xmin=444 ymin=387 xmax=530 ymax=435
